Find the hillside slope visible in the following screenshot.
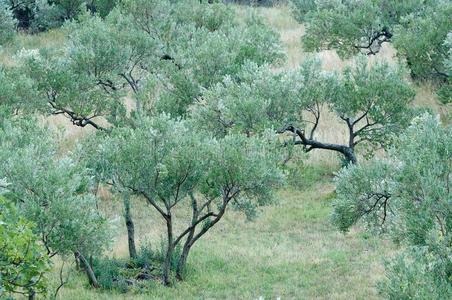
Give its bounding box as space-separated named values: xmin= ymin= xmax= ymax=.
xmin=1 ymin=4 xmax=446 ymax=300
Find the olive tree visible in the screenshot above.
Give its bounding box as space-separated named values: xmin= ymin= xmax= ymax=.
xmin=291 ymin=0 xmax=451 ymax=92
xmin=393 ymin=1 xmax=451 ymax=81
xmin=92 ymin=115 xmax=284 ymax=285
xmin=291 ymin=0 xmax=447 ymax=57
xmin=0 ymin=195 xmax=50 ymax=300
xmin=332 ymin=113 xmax=451 ymax=299
xmin=10 ymin=0 xmax=284 ymax=260
xmin=0 ymin=118 xmax=111 ymax=288
xmin=292 ymin=0 xmax=430 ymax=57
xmin=15 ymin=0 xmax=283 ymax=128
xmin=193 ymin=58 xmax=416 ymax=164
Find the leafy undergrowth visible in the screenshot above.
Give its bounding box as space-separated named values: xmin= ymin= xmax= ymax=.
xmin=53 ymin=165 xmax=395 ymax=300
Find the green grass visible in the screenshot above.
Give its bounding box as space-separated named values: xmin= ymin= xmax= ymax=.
xmin=0 ymin=29 xmax=66 ymax=66
xmin=51 ymin=166 xmax=394 ymax=300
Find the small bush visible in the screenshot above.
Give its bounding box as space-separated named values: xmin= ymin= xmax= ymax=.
xmin=91 ymin=241 xmax=182 ymax=292
xmin=92 ymin=257 xmax=127 ymax=292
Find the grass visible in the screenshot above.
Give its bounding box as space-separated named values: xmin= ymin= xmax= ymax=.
xmin=0 ymin=29 xmax=65 ymax=66
xmin=51 ymin=166 xmax=394 ymax=299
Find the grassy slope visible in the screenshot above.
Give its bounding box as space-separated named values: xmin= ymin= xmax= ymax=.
xmin=57 ymin=167 xmax=394 ymax=300
xmin=1 ymin=4 xmax=445 ymax=300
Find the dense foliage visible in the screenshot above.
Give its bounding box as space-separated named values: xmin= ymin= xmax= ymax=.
xmin=3 ymin=0 xmax=117 ymax=31
xmin=0 ymin=196 xmax=49 ymax=299
xmin=291 ymin=0 xmax=451 ymax=98
xmin=0 ymin=119 xmax=111 ymax=288
xmin=0 ymin=0 xmax=16 ymax=45
xmin=193 ymin=58 xmax=416 ymax=163
xmin=8 ymin=0 xmax=283 ymax=131
xmin=89 ymin=115 xmax=284 ymax=284
xmin=332 ymin=114 xmax=451 ymax=298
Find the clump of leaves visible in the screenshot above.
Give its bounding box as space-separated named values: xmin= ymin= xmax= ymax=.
xmin=92 ymin=242 xmax=181 ymax=292
xmin=0 ymin=196 xmax=50 ymax=299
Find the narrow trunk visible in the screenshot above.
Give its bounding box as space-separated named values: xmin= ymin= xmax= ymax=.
xmin=123 ymin=194 xmax=137 ymax=259
xmin=28 ymin=290 xmax=35 ymax=300
xmin=89 ymin=255 xmax=94 ymax=270
xmin=74 ymin=252 xmax=80 ymax=271
xmin=345 ymin=120 xmax=357 ymax=165
xmin=176 ymin=241 xmax=192 ymax=280
xmin=163 ymin=216 xmax=173 ymax=286
xmin=176 ymin=193 xmax=198 ymax=280
xmin=76 ymin=251 xmax=100 ymax=288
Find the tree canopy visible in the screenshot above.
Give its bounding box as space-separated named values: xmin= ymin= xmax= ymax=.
xmin=9 ymin=0 xmax=284 ymax=129
xmin=193 ymin=58 xmax=416 ymax=163
xmin=0 ymin=118 xmax=111 ymax=288
xmin=332 ymin=114 xmax=451 ymax=298
xmin=291 ymin=0 xmax=451 ymax=100
xmin=88 ymin=114 xmax=284 ymax=284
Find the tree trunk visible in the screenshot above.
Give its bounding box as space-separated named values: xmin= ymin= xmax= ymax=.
xmin=74 ymin=252 xmax=80 ymax=271
xmin=342 ymin=147 xmax=357 ymax=165
xmin=176 ymin=221 xmax=196 ymax=280
xmin=176 ymin=193 xmax=198 ymax=280
xmin=280 ymin=125 xmax=358 ymax=165
xmin=163 ymin=216 xmax=173 ymax=286
xmin=28 ymin=290 xmax=35 ymax=300
xmin=123 ymin=194 xmax=137 ymax=260
xmin=75 ymin=251 xmax=100 ymax=288
xmin=176 ymin=241 xmax=192 ymax=280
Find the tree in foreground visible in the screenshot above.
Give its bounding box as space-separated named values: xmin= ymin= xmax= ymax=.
xmin=9 ymin=0 xmax=284 ymax=261
xmin=92 ymin=115 xmax=284 ymax=285
xmin=332 ymin=113 xmax=451 ymax=299
xmin=0 ymin=118 xmax=111 ymax=289
xmin=193 ymin=58 xmax=416 ymax=164
xmin=0 ymin=195 xmax=50 ymax=300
